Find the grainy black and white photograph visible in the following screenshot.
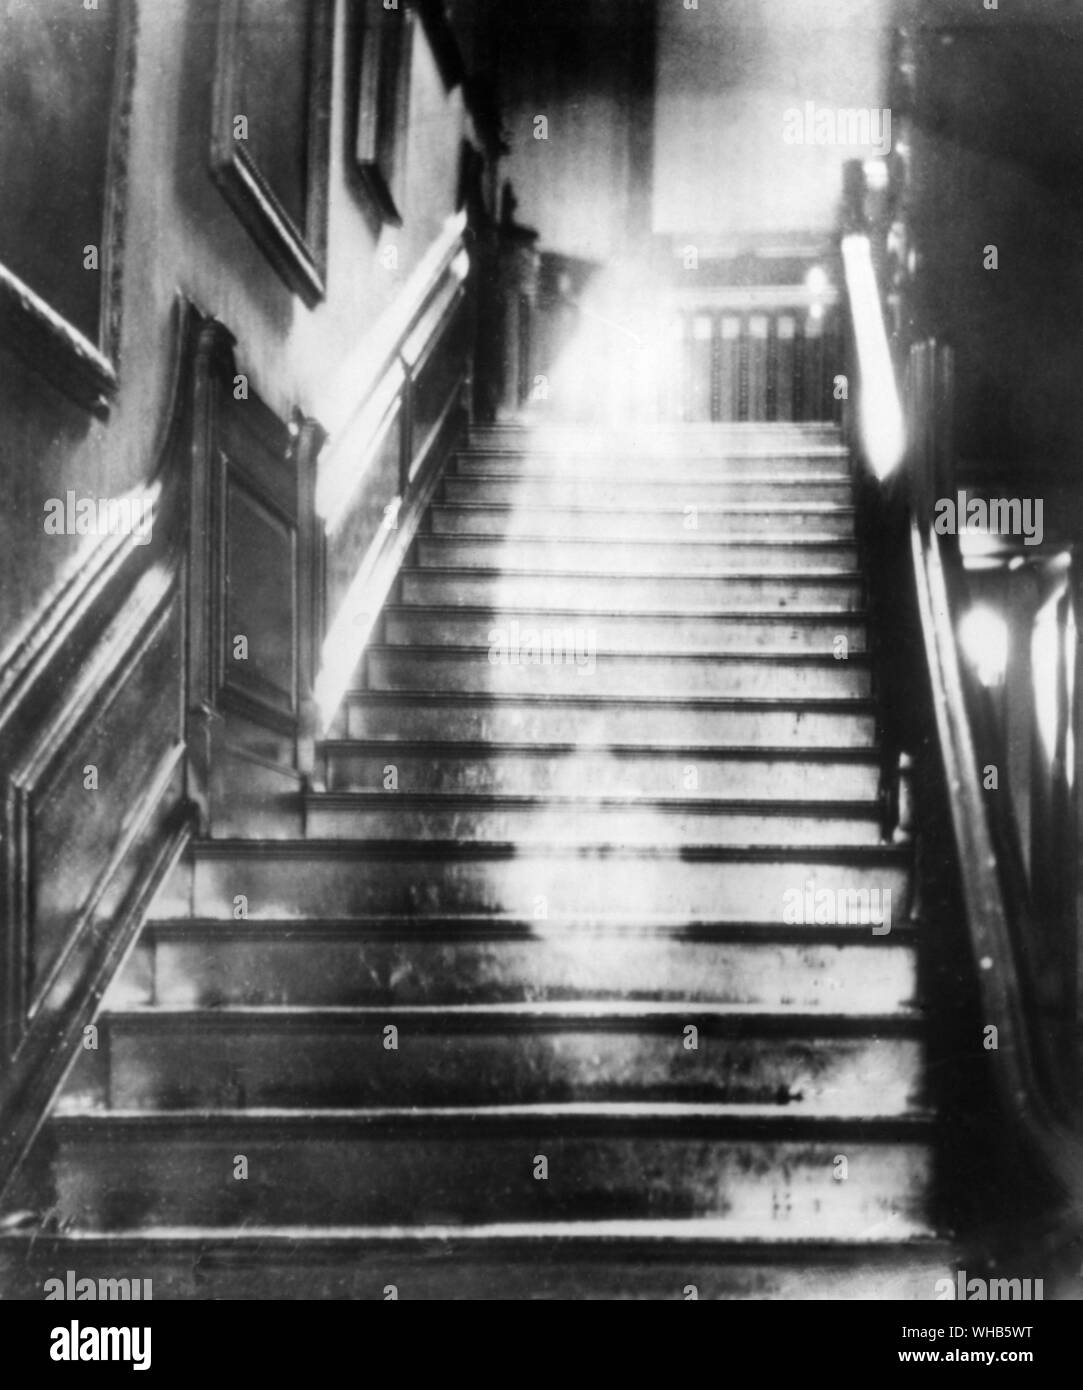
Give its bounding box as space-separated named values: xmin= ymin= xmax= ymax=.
xmin=0 ymin=0 xmax=1080 ymax=1339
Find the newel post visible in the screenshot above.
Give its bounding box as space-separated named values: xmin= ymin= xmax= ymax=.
xmin=185 ymin=316 xmax=237 ymax=835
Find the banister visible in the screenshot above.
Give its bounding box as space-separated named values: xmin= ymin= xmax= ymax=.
xmin=312 ymin=215 xmax=475 ymax=731
xmin=317 ymin=211 xmax=468 ymax=483
xmin=842 ymin=234 xmax=1083 ymax=1225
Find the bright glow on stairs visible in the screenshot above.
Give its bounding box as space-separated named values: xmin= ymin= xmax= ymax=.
xmin=841 ymin=235 xmax=906 ymax=480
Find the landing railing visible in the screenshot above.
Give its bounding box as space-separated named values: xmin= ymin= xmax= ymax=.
xmin=655 ymin=278 xmax=844 ymax=425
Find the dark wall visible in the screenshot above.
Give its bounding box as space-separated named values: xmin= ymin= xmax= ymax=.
xmin=896 ymin=3 xmax=1083 ymax=482
xmin=455 ymin=0 xmax=654 ymax=264
xmin=0 ymin=0 xmax=119 ymax=341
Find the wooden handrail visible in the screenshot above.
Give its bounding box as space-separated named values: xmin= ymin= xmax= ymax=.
xmin=317 ymin=212 xmax=468 ymax=493
xmin=312 ymin=217 xmax=475 ymax=730
xmin=913 ymin=516 xmax=1083 ymax=1212
xmin=841 ymin=236 xmax=1083 ymax=1221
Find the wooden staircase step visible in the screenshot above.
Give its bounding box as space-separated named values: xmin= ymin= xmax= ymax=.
xmin=111 ymin=920 xmax=919 ymax=1013
xmin=432 ymin=502 xmax=855 ymax=538
xmin=49 ymin=1105 xmax=936 ymax=1231
xmin=321 ymin=741 xmax=882 ymax=799
xmin=363 ymin=645 xmax=872 ymax=699
xmin=301 ymin=793 xmax=885 ymax=846
xmin=444 ymin=475 xmax=853 ymax=505
xmin=384 ymin=606 xmax=868 ymax=653
xmin=341 ymin=691 xmax=878 ymax=747
xmin=415 ymin=535 xmax=860 ymax=574
xmin=150 ymin=840 xmax=912 ymax=924
xmin=399 ymin=567 xmax=865 ymax=611
xmin=84 ymin=1004 xmax=924 ymax=1113
xmin=0 ymin=1227 xmax=956 ymax=1300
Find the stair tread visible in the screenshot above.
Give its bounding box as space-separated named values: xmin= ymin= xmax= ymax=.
xmin=306 ymin=792 xmax=883 ymax=816
xmin=450 ymin=469 xmax=850 ymax=479
xmin=437 ymin=501 xmax=856 ymax=514
xmin=366 ymin=644 xmax=871 ymax=663
xmin=102 ymin=1002 xmax=922 ymax=1026
xmin=346 ymin=690 xmax=876 ymax=709
xmin=405 ymin=564 xmax=863 ymax=580
xmin=52 ymin=1103 xmax=936 ymax=1131
xmin=387 ymin=604 xmax=869 ymax=620
xmin=324 ymin=739 xmax=880 ymax=759
xmin=0 ymin=1221 xmax=946 ymax=1248
xmin=140 ymin=915 xmax=919 ymax=939
xmin=185 ymin=838 xmax=909 ymax=861
xmin=423 ymin=534 xmax=856 ymax=548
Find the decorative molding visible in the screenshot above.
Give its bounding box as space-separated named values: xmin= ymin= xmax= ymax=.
xmin=210 ymin=0 xmax=333 ymax=306
xmin=101 ymin=0 xmax=139 ymax=369
xmin=0 ymin=265 xmax=117 ymax=418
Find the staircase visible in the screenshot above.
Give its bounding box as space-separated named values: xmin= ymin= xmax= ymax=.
xmin=1 ymin=421 xmax=957 ymax=1299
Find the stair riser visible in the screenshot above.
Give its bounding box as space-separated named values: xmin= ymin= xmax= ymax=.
xmin=0 ymin=1243 xmax=959 ymax=1301
xmin=118 ymin=936 xmax=919 ymax=1013
xmin=103 ymin=1026 xmax=923 ymax=1114
xmin=365 ymin=650 xmax=871 ymax=699
xmin=416 ymin=538 xmax=858 ymax=575
xmin=432 ymin=506 xmax=855 ymax=539
xmin=344 ymin=701 xmax=877 ymax=748
xmin=384 ymin=611 xmax=868 ymax=654
xmin=400 ymin=572 xmax=865 ymax=611
xmin=303 ymin=803 xmax=884 ymax=847
xmin=324 ymin=750 xmax=882 ymax=800
xmin=153 ymin=853 xmax=910 ymax=924
xmin=445 ymin=478 xmax=852 ymax=506
xmin=53 ymin=1131 xmax=933 ymax=1230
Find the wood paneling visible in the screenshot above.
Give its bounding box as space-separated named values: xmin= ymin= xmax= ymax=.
xmin=0 ymin=295 xmax=330 ymax=1191
xmin=20 ymin=584 xmax=184 ymax=1015
xmin=0 ymin=299 xmax=204 ymax=1193
xmin=186 ymin=321 xmax=324 ymax=824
